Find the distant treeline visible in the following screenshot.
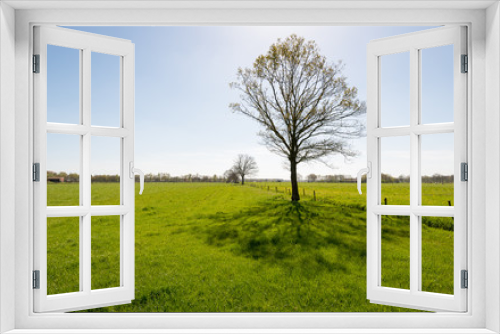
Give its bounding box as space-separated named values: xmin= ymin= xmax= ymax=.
xmin=145 ymin=173 xmax=224 ymax=183
xmin=47 ymin=171 xmax=226 ymax=183
xmin=47 ymin=171 xmax=80 ymax=182
xmin=48 ymin=171 xmax=119 ymax=183
xmin=380 ymin=173 xmax=454 ymax=184
xmin=307 ymin=173 xmax=453 ymax=184
xmin=47 ymin=171 xmax=454 ymax=184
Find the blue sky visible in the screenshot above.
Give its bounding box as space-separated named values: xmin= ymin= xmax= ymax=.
xmin=47 ymin=26 xmax=454 ymax=179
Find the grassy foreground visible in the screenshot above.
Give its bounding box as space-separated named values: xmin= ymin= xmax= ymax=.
xmin=46 ymin=182 xmax=454 ymax=312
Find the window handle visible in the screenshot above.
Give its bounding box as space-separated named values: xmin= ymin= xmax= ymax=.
xmin=129 ymin=162 xmax=145 ymax=195
xmin=357 ymin=162 xmax=372 ymax=195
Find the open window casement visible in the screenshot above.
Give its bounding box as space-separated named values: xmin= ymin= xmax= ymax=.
xmin=364 ymin=26 xmax=467 ymax=312
xmin=33 ymin=26 xmax=140 ymax=312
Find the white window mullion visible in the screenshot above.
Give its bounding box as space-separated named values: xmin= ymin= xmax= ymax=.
xmin=373 ymin=205 xmax=455 ymax=217
xmin=372 ymin=124 xmax=454 ymax=138
xmin=33 ymin=26 xmax=49 ymax=307
xmin=78 ymin=48 xmax=85 ymax=293
xmin=409 ymin=47 xmax=420 ymax=294
xmin=82 ymin=47 xmax=92 ymax=295
xmin=82 ymin=214 xmax=91 ymax=294
xmin=119 ymin=55 xmax=124 ymax=287
xmin=453 ymin=26 xmax=468 ymax=300
xmin=82 ymin=48 xmax=91 ymax=208
xmin=122 ymin=48 xmax=135 ymax=295
xmin=46 ymin=123 xmax=130 ymax=137
xmin=413 ymin=123 xmax=454 ymax=135
xmin=365 ymin=42 xmax=379 ymax=297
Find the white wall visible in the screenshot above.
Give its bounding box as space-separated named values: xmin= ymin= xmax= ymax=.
xmin=486 ymin=2 xmax=500 ymax=332
xmin=0 ymin=2 xmax=16 ymax=333
xmin=4 ymin=3 xmax=495 ymax=332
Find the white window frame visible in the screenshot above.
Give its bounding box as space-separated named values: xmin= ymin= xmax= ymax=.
xmin=366 ymin=26 xmax=468 ymax=312
xmin=1 ymin=1 xmax=499 ymax=333
xmin=33 ymin=25 xmax=136 ymax=313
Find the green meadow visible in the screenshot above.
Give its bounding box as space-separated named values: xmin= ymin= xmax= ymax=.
xmin=46 ymin=181 xmax=454 ymax=312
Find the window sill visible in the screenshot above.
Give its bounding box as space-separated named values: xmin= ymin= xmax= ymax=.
xmin=4 ymin=329 xmax=497 ymax=334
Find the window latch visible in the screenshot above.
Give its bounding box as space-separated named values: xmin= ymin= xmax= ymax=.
xmin=356 ymin=162 xmax=372 ymax=195
xmin=129 ymin=162 xmax=145 ymax=195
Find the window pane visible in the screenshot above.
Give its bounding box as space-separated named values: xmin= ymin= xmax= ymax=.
xmin=421 ymin=133 xmax=454 ymax=206
xmin=47 ymin=45 xmax=80 ymax=124
xmin=380 ymin=52 xmax=410 ymax=128
xmin=421 ymin=45 xmax=454 ymax=124
xmin=47 ymin=133 xmax=80 ymax=206
xmin=47 ymin=217 xmax=80 ymax=295
xmin=381 ymin=136 xmax=410 ymax=205
xmin=91 ymin=52 xmax=121 ymax=127
xmin=91 ymin=136 xmax=121 ymax=205
xmin=421 ymin=216 xmax=454 ymax=294
xmin=92 ymin=216 xmax=121 ymax=290
xmin=381 ymin=215 xmax=410 ymax=290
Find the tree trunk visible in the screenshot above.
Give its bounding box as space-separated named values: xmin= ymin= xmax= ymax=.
xmin=241 ymin=175 xmax=245 ymax=185
xmin=290 ymin=160 xmax=300 ymax=201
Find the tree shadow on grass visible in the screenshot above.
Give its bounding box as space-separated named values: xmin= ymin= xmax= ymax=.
xmin=192 ymin=198 xmax=367 ymax=275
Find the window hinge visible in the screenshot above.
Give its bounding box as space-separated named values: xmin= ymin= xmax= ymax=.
xmin=33 ymin=270 xmax=40 ymax=289
xmin=461 ymin=162 xmax=468 ymax=181
xmin=461 ymin=54 xmax=468 ymax=73
xmin=33 ymin=163 xmax=40 ymax=182
xmin=33 ymin=54 xmax=40 ymax=73
xmin=461 ymin=270 xmax=468 ymax=289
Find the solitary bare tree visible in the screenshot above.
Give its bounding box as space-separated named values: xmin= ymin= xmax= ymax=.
xmin=230 ymin=34 xmax=365 ymax=201
xmin=232 ymin=154 xmax=258 ymax=185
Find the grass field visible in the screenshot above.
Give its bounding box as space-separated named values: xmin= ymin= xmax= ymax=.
xmin=46 ymin=181 xmax=454 ymax=312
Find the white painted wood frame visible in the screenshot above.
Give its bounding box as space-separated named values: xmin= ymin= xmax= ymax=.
xmin=366 ymin=26 xmax=467 ymax=312
xmin=6 ymin=4 xmax=492 ymax=333
xmin=32 ymin=26 xmax=135 ymax=313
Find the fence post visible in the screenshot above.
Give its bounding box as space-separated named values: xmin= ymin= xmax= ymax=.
xmin=303 ymin=188 xmax=305 ymax=196
xmin=448 ymin=200 xmax=451 ymax=206
xmin=313 ymin=190 xmax=316 ymax=201
xmin=275 ymin=186 xmax=278 ymax=193
xmin=384 ymin=198 xmax=387 ymax=205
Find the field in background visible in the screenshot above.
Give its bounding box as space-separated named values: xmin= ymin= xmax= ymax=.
xmin=46 ymin=182 xmax=454 ymax=312
xmin=251 ymin=181 xmax=454 ymax=207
